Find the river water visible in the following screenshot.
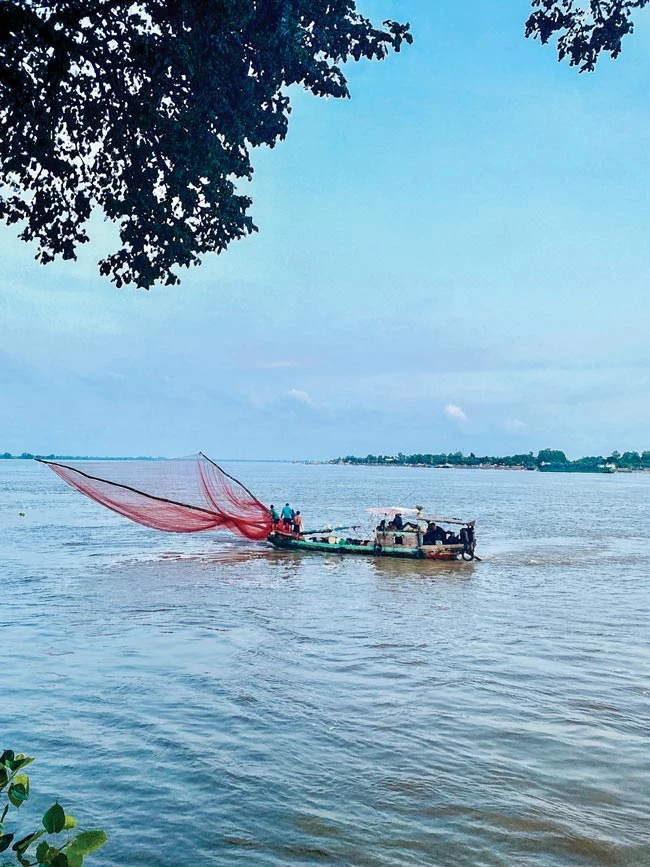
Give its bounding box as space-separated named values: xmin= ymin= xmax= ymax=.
xmin=1 ymin=461 xmax=649 ymax=866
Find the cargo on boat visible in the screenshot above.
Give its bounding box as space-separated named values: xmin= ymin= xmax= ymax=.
xmin=268 ymin=508 xmax=477 ymax=561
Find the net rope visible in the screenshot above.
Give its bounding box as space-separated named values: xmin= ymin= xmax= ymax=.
xmin=38 ymin=453 xmax=272 ymax=540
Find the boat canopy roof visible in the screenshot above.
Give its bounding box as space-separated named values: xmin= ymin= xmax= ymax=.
xmin=366 ymin=508 xmax=473 ymax=526
xmin=367 ymin=507 xmax=419 ymax=516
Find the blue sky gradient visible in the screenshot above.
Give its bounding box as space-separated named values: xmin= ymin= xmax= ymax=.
xmin=2 ymin=0 xmax=650 ymax=459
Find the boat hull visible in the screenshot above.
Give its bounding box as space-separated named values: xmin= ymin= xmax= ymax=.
xmin=267 ymin=532 xmax=465 ymax=560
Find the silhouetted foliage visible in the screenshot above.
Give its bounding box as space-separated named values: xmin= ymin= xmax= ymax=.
xmin=0 ymin=1 xmax=411 ymax=288
xmin=2 ymin=1 xmax=644 ymax=290
xmin=525 ymin=0 xmax=649 ymax=72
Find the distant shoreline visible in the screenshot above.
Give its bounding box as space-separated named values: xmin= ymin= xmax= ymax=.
xmin=3 ymin=452 xmax=649 ymax=474
xmin=0 ymin=453 xmax=294 ymax=463
xmin=329 ymin=449 xmax=650 ymax=474
xmin=1 ymin=453 xmax=165 ymax=461
xmin=328 ymin=462 xmax=649 ymax=474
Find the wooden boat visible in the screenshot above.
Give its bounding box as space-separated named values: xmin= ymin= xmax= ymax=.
xmin=268 ymin=510 xmax=477 ymax=561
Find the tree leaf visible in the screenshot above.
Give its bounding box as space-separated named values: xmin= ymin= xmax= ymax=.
xmin=0 ymin=834 xmax=14 ymax=853
xmin=0 ymin=2 xmax=411 ymax=288
xmin=35 ymin=843 xmax=60 ymax=865
xmin=65 ymin=850 xmax=83 ymax=867
xmin=13 ymin=775 xmax=29 ymax=793
xmin=63 ymin=815 xmax=77 ymax=830
xmin=42 ymin=803 xmax=66 ymax=834
xmin=67 ymin=830 xmax=107 ymax=857
xmin=8 ymin=782 xmax=29 ymax=808
xmin=12 ymin=829 xmax=43 ymax=854
xmin=10 ymin=757 xmax=35 ymax=773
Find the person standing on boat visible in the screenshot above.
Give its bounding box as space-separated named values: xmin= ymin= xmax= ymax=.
xmin=281 ymin=503 xmax=293 ymax=521
xmin=292 ymin=511 xmax=303 ymax=535
xmin=270 ymin=505 xmax=280 ymax=526
xmin=281 ymin=502 xmax=293 ymax=531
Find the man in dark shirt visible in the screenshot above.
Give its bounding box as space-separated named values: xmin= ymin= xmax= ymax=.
xmin=424 ymin=522 xmax=447 ymax=544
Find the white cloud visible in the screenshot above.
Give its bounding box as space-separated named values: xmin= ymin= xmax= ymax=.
xmin=248 ymin=393 xmax=266 ymax=409
xmin=444 ymin=403 xmax=467 ymax=422
xmin=286 ymin=388 xmax=313 ymax=406
xmin=249 ymin=388 xmax=314 ymax=411
xmin=505 ymin=418 xmax=527 ymax=432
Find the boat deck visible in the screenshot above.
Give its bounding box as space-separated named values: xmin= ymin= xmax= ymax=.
xmin=268 ymin=531 xmax=464 ymax=560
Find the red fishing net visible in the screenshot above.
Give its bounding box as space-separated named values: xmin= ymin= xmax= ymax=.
xmin=38 ymin=453 xmax=272 ymax=540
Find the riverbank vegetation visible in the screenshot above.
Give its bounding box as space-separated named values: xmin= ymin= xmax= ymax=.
xmin=330 ymin=449 xmax=650 ymax=473
xmin=0 ymin=750 xmax=106 ymax=866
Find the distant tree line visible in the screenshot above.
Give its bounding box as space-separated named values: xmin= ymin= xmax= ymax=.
xmin=0 ymin=452 xmax=42 ymax=459
xmin=330 ymin=449 xmax=650 ymax=472
xmin=0 ymin=453 xmax=159 ymax=460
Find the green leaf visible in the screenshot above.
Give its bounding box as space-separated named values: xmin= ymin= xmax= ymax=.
xmin=7 ymin=782 xmax=28 ymax=808
xmin=42 ymin=803 xmax=66 ymax=834
xmin=0 ymin=835 xmax=14 ymax=853
xmin=12 ymin=829 xmax=43 ymax=854
xmin=63 ymin=815 xmax=76 ymax=831
xmin=0 ymin=752 xmax=15 ymax=767
xmin=65 ymin=851 xmax=83 ymax=867
xmin=35 ymin=843 xmax=60 ymax=865
xmin=13 ymin=774 xmax=29 ymax=792
xmin=10 ymin=757 xmax=34 ymax=773
xmin=67 ymin=830 xmax=107 ymax=857
xmin=51 ymin=854 xmax=68 ymax=867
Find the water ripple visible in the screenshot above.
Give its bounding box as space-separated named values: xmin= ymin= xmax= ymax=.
xmin=1 ymin=462 xmax=649 ymax=865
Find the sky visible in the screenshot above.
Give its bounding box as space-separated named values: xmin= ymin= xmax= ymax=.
xmin=2 ymin=0 xmax=650 ymax=460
